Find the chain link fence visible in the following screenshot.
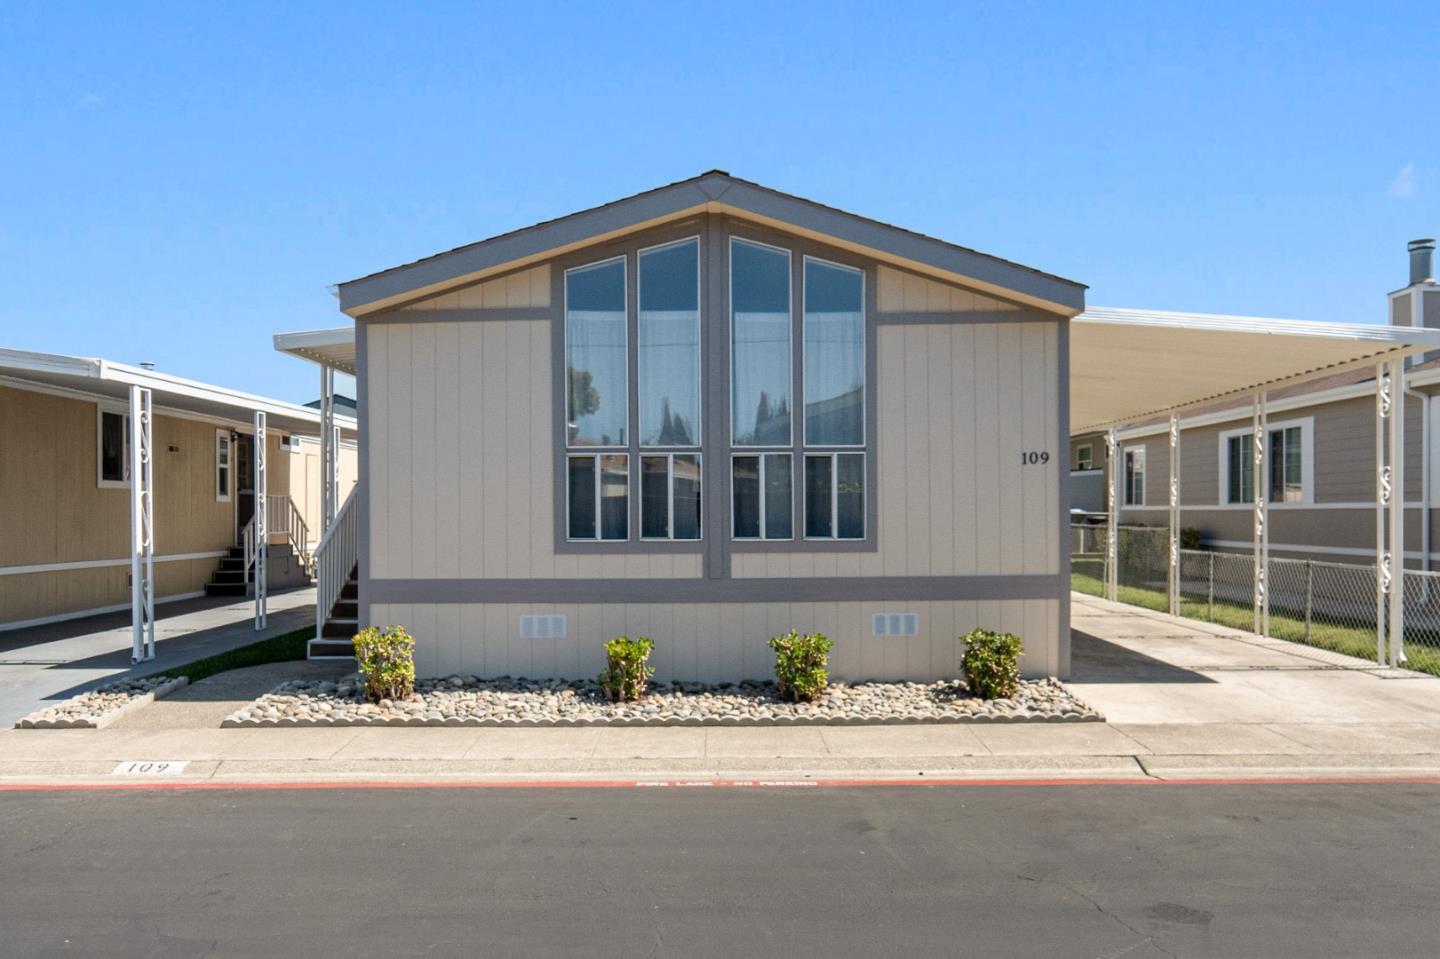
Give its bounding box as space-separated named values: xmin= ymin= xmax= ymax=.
xmin=1071 ymin=525 xmax=1440 ymax=676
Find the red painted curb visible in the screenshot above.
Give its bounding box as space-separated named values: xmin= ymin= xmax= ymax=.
xmin=1 ymin=774 xmax=1439 ymax=793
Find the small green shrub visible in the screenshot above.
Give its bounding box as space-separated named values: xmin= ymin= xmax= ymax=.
xmin=598 ymin=635 xmax=655 ymax=702
xmin=768 ymin=629 xmax=834 ymax=703
xmin=961 ymin=628 xmax=1023 ymax=700
xmin=353 ymin=625 xmax=416 ymax=703
xmin=1180 ymin=527 xmax=1205 ymax=551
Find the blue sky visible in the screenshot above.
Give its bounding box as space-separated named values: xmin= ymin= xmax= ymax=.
xmin=2 ymin=1 xmax=1436 ymax=403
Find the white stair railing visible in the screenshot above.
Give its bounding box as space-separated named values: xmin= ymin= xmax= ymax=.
xmin=266 ymin=493 xmax=313 ymax=576
xmin=314 ymin=486 xmax=358 ymax=643
xmin=241 ymin=518 xmax=254 ymax=592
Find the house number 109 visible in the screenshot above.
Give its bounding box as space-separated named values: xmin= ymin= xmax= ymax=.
xmin=1020 ymin=451 xmax=1050 ymax=465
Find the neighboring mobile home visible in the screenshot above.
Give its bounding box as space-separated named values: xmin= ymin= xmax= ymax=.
xmin=1077 ymin=239 xmax=1440 ymax=569
xmin=0 ymin=350 xmax=357 ymax=630
xmin=292 ymin=171 xmax=1085 ymax=681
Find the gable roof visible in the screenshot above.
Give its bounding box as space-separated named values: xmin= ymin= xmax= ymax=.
xmin=335 ymin=171 xmax=1086 ymax=318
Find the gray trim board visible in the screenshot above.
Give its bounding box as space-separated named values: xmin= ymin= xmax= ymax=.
xmin=1056 ymin=318 xmax=1071 ymax=679
xmin=368 ymin=574 xmax=1065 ymax=605
xmin=338 ymin=172 xmax=1085 ymax=316
xmin=365 ymin=307 xmax=553 ymax=325
xmin=356 ymin=322 xmax=371 ymax=629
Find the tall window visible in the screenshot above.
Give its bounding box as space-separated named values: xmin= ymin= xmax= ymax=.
xmin=803 ymin=257 xmax=865 ymax=446
xmin=565 ymin=257 xmax=627 ymax=448
xmin=98 ymin=408 xmax=129 ymax=486
xmin=1227 ymin=434 xmax=1253 ymax=504
xmin=1123 ymin=448 xmax=1145 ymax=506
xmin=639 ymin=238 xmax=700 ymax=446
xmin=730 ymin=238 xmax=792 ymax=446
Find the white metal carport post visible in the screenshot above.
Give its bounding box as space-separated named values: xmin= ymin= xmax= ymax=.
xmin=253 ymin=411 xmax=268 ymax=630
xmin=1376 ymin=363 xmax=1391 ymax=663
xmin=129 ymin=385 xmax=155 ymax=663
xmin=1168 ymin=415 xmax=1180 ymax=615
xmin=1252 ymin=393 xmax=1269 ymax=637
xmin=1388 ymin=357 xmax=1406 ymax=666
xmin=320 ymin=363 xmax=337 ymax=532
xmin=1105 ymin=427 xmax=1119 ymax=601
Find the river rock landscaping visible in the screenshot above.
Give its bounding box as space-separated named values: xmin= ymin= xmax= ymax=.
xmin=15 ymin=675 xmax=187 ymax=729
xmin=222 ymin=675 xmax=1102 ymax=727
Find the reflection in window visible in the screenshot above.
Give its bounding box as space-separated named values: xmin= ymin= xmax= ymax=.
xmin=732 ymin=453 xmax=793 ymax=540
xmin=639 ymin=239 xmax=700 ymax=447
xmin=804 ymin=452 xmax=864 ymax=540
xmin=803 ymin=258 xmax=864 ymax=446
xmin=568 ymin=454 xmax=629 ymax=541
xmin=641 ymin=454 xmax=701 ymax=540
xmin=566 ymin=258 xmax=627 ymax=447
xmin=731 ymin=238 xmax=791 ymax=446
xmin=100 ymin=410 xmax=128 ymax=484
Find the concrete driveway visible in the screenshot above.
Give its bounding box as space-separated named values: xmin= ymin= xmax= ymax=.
xmin=1069 ymin=592 xmax=1440 ymax=728
xmin=0 ymin=590 xmax=316 ymax=727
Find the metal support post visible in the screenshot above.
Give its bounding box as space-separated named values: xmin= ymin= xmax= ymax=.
xmin=1377 ymin=363 xmax=1391 ymax=664
xmin=1303 ymin=560 xmax=1313 ymax=645
xmin=1168 ymin=414 xmax=1180 ymax=616
xmin=1252 ymin=393 xmax=1269 ymax=637
xmin=320 ymin=364 xmax=337 ymax=532
xmin=1105 ymin=427 xmax=1119 ymax=602
xmin=253 ymin=410 xmax=268 ymax=630
xmin=129 ymin=385 xmax=155 ymax=663
xmin=1207 ymin=551 xmax=1215 ymax=621
xmin=1388 ymin=357 xmax=1406 ymax=666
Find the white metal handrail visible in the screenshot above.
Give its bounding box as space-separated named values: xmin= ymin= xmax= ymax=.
xmin=241 ymin=518 xmax=254 ymax=590
xmin=314 ymin=486 xmax=358 ymax=642
xmin=266 ymin=493 xmax=313 ymax=575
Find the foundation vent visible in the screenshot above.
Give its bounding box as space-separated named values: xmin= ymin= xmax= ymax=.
xmin=519 ymin=614 xmax=567 ymax=640
xmin=872 ymin=612 xmax=918 ymax=637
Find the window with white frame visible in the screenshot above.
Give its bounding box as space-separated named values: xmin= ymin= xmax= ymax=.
xmin=1223 ymin=422 xmax=1308 ymax=504
xmin=565 ymin=257 xmax=628 ymax=448
xmin=1123 ymin=447 xmax=1145 ymax=506
xmin=639 ymin=238 xmax=701 ymax=447
xmin=641 ymin=453 xmax=702 ymax=540
xmin=566 ymin=453 xmax=629 ymax=541
xmin=97 ymin=407 xmax=129 ymax=487
xmin=1075 ymin=444 xmax=1093 ymax=471
xmin=804 ymin=452 xmax=865 ymax=540
xmin=216 ymin=430 xmax=232 ymax=502
xmin=732 ymin=452 xmax=794 ymax=540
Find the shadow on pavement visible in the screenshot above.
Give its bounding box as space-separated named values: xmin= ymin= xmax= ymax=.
xmin=1070 ymin=630 xmax=1214 ymax=684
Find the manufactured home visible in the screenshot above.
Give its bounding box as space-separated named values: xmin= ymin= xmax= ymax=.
xmin=281 ymin=172 xmax=1084 ymax=680
xmin=0 ymin=350 xmax=357 ymax=631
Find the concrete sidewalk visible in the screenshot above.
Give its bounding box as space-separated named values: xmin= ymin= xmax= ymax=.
xmin=1 ymin=592 xmax=1437 ymax=786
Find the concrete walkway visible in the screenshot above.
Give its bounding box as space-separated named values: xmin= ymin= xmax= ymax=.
xmin=1 ymin=592 xmax=1437 ymax=786
xmin=0 ymin=589 xmax=316 ymax=727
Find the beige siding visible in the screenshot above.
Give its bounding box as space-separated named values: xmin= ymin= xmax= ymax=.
xmin=399 ymin=265 xmax=550 ymax=311
xmin=284 ymin=439 xmax=359 ymax=547
xmin=364 ymin=319 xmax=701 ymax=580
xmin=371 ymin=598 xmax=1058 ymax=682
xmin=876 ymin=266 xmax=1024 ymax=315
xmin=733 ymin=320 xmax=1060 ymax=578
xmin=0 ymin=384 xmax=275 ymax=624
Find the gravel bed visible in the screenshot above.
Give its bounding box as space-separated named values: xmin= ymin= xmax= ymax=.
xmin=15 ymin=675 xmax=187 ymax=729
xmin=223 ymin=675 xmax=1102 ymax=727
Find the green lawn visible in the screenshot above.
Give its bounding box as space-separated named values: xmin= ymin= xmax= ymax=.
xmin=160 ymin=627 xmax=319 ymax=684
xmin=1071 ymin=570 xmax=1440 ymax=677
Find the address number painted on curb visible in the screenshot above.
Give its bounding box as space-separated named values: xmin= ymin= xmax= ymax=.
xmin=112 ymin=761 xmax=189 ymax=776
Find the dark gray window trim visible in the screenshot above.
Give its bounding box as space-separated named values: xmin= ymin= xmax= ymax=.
xmin=552 ymin=219 xmax=708 ymax=557
xmin=356 ymin=322 xmax=372 ymax=629
xmin=338 ymin=171 xmax=1086 ymax=316
xmin=368 ymin=573 xmax=1065 ymax=605
xmin=726 ymin=218 xmax=880 ymax=554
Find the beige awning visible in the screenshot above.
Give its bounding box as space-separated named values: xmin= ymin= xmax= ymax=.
xmin=273 ymin=327 xmax=357 ymax=376
xmin=1071 ymin=307 xmax=1440 ymax=434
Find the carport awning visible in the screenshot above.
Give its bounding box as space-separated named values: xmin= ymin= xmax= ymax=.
xmin=1070 ymin=307 xmax=1440 ymax=434
xmin=273 ymin=328 xmax=356 ymax=376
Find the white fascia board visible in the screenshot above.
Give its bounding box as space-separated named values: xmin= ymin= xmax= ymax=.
xmin=272 ymin=328 xmax=354 ymax=351
xmin=98 ymin=361 xmax=357 ymax=431
xmin=1080 ymin=306 xmax=1440 ymax=346
xmin=1113 ymin=364 xmax=1440 ymax=441
xmin=0 ymin=348 xmax=103 ymax=379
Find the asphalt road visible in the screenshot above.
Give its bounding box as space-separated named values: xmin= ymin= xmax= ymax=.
xmin=2 ymin=782 xmax=1437 ymax=958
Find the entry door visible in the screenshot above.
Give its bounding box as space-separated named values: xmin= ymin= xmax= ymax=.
xmin=235 ymin=434 xmax=255 ymax=538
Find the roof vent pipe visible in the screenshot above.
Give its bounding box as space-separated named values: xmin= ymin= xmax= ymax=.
xmin=139 ymin=361 xmax=156 ymax=370
xmin=1409 ymin=238 xmax=1435 ymax=285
